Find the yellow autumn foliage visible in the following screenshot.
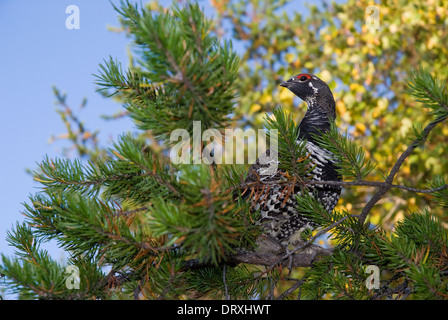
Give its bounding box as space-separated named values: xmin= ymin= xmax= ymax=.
xmin=211 ymin=0 xmax=448 ymax=228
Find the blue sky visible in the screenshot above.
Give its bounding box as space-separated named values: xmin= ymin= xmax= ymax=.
xmin=0 ymin=1 xmax=142 ymax=259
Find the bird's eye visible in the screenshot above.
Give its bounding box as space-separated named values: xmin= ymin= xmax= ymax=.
xmin=297 ymin=74 xmax=311 ymax=82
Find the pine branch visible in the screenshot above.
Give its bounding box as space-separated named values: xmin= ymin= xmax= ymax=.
xmin=98 ymin=1 xmax=239 ymax=141
xmin=1 ymin=224 xmax=108 ymax=299
xmin=312 ymin=122 xmax=376 ymax=181
xmin=406 ymin=67 xmax=448 ymax=121
xmin=426 ymin=175 xmax=448 ymax=208
xmin=362 ymin=209 xmax=448 ymax=299
xmin=264 ymin=107 xmax=312 ymax=178
xmin=35 ymin=134 xmax=182 ymax=202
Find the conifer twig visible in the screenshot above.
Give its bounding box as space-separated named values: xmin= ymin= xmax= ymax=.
xmin=223 ymin=265 xmax=230 ymax=300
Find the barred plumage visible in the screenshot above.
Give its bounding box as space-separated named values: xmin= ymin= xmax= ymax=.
xmin=244 ymin=73 xmax=341 ymax=247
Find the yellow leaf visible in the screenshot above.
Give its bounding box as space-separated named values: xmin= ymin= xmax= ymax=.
xmin=304 ymin=61 xmax=314 ymax=69
xmin=389 ymin=24 xmax=398 ymax=33
xmin=346 ymin=36 xmax=355 ymax=46
xmin=351 ymin=68 xmax=359 ymax=79
xmin=381 ymin=36 xmax=390 ymax=49
xmin=350 ymin=83 xmax=365 ymax=93
xmin=285 ymin=53 xmax=294 ymax=64
xmin=320 ymin=69 xmax=332 ymax=83
xmin=427 ymin=35 xmax=438 ymax=49
xmin=378 ymin=97 xmax=389 ymax=111
xmin=408 ymin=197 xmax=418 ymax=211
xmin=401 ymin=165 xmax=411 ymax=175
xmin=259 ymin=92 xmax=272 ymax=104
xmin=336 ymin=100 xmax=346 ymax=116
xmin=442 ymin=127 xmax=448 ymax=136
xmin=399 ymin=118 xmax=412 ymax=137
xmin=279 ymin=88 xmax=294 ymax=104
xmin=323 ymin=43 xmax=333 ymax=56
xmin=250 ymin=103 xmax=261 ymax=114
xmin=355 ymin=123 xmax=366 ymax=135
xmin=369 ymin=212 xmax=381 ymax=226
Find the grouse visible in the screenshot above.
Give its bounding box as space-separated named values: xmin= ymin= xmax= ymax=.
xmin=244 ymin=73 xmax=341 ymax=249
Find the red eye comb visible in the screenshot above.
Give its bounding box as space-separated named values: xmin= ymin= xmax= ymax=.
xmin=297 ymin=74 xmax=311 ymax=80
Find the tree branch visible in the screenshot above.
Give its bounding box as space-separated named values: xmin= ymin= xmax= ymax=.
xmin=181 ymin=245 xmax=332 ymax=269
xmin=305 ymin=180 xmax=448 ymax=194
xmin=358 ymin=116 xmax=446 ymax=225
xmin=229 ymin=245 xmax=333 ymax=268
xmin=182 ymin=215 xmax=357 ymax=270
xmin=266 ymin=214 xmax=359 ymax=270
xmin=238 ymin=178 xmax=448 ymax=195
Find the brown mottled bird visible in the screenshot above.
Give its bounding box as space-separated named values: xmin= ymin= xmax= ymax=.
xmin=244 ymin=73 xmax=341 ymax=249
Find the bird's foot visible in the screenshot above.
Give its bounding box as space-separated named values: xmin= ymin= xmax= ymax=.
xmin=255 ymin=234 xmax=286 ymax=255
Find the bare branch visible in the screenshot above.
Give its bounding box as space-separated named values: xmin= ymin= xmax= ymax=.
xmin=223 ymin=265 xmax=230 ymax=300
xmin=181 ymin=244 xmax=332 ymax=270
xmin=358 ymin=116 xmax=446 ymax=225
xmin=305 ymin=180 xmax=448 ymax=194
xmin=237 ymin=179 xmax=448 ymax=195
xmin=227 ymin=245 xmax=333 ymax=268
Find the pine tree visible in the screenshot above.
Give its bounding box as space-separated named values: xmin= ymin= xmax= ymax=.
xmin=1 ymin=1 xmax=448 ymax=300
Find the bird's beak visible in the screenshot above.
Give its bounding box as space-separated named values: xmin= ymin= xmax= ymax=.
xmin=280 ymin=79 xmax=291 ymax=88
